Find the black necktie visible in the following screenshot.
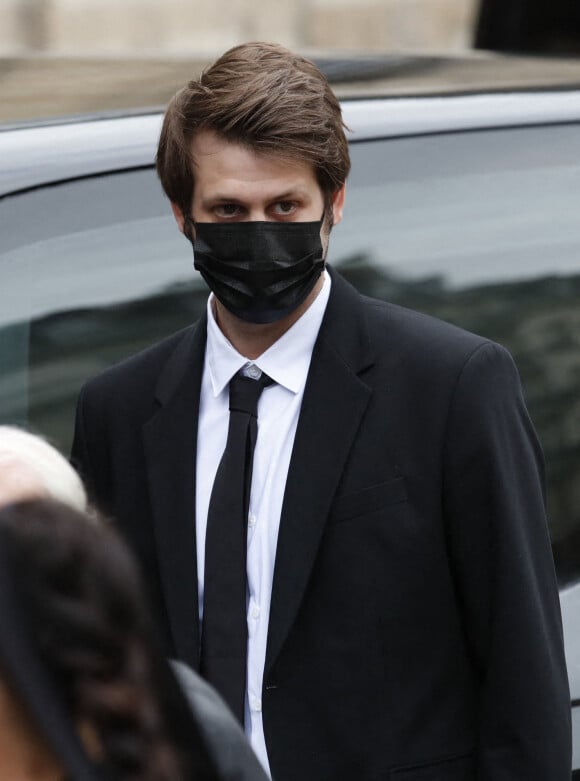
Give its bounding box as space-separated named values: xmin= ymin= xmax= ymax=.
xmin=200 ymin=369 xmax=272 ymax=723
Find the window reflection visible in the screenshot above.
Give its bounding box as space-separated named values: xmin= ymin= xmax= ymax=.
xmin=2 ymin=124 xmax=580 ymax=584
xmin=339 ymin=254 xmax=580 ymax=584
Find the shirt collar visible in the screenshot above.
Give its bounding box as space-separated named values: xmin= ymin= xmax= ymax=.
xmin=205 ymin=269 xmax=331 ymax=397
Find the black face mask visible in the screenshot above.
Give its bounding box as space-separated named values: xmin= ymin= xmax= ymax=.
xmin=187 ymin=219 xmax=325 ymax=324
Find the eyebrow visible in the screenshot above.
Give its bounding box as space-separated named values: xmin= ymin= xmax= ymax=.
xmin=202 ymin=188 xmax=312 ymax=206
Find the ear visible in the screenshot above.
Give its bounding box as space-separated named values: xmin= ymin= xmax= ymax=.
xmin=331 ymin=184 xmax=346 ymax=226
xmin=170 ymin=202 xmax=186 ymax=233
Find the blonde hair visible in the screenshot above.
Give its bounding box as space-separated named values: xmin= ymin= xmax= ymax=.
xmin=0 ymin=426 xmax=87 ymax=512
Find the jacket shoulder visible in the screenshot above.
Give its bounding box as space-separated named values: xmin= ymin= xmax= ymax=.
xmin=365 ymin=295 xmax=488 ymax=351
xmin=80 ymin=323 xmax=200 ymax=403
xmin=360 ymin=293 xmax=502 ymax=372
xmin=329 ymin=268 xmax=495 ymax=372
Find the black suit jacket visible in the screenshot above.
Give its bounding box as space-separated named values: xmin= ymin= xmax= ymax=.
xmin=72 ymin=269 xmax=571 ymax=780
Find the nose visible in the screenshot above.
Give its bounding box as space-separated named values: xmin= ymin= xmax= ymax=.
xmin=247 ymin=208 xmax=269 ymax=222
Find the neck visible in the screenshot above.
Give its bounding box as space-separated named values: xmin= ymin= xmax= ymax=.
xmin=0 ymin=682 xmax=64 ymax=781
xmin=213 ymin=274 xmax=324 ymax=359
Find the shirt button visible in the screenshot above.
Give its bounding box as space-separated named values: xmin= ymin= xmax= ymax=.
xmin=251 ymin=604 xmax=261 ymax=619
xmin=248 ymin=512 xmax=256 ymax=528
xmin=246 ymin=364 xmax=261 ymax=380
xmin=251 ymin=697 xmax=262 ymax=712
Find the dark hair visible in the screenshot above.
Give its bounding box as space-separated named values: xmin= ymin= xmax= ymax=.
xmin=156 ymin=41 xmax=351 ymax=215
xmin=0 ymin=499 xmax=218 ymax=781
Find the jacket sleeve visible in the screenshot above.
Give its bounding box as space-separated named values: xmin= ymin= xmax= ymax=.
xmin=443 ymin=341 xmax=571 ymax=780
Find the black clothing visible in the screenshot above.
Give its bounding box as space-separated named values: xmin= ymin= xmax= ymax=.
xmin=72 ymin=268 xmax=571 ymax=780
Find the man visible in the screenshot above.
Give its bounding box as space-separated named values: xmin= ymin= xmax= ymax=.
xmin=72 ymin=43 xmax=571 ymax=779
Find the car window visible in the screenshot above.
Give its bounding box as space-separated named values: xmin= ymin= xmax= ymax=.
xmin=2 ymin=121 xmax=580 ymax=582
xmin=0 ymin=169 xmax=207 ymax=452
xmin=341 ymin=124 xmax=580 ymax=585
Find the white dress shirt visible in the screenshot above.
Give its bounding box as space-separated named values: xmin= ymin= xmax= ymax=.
xmin=195 ymin=271 xmax=331 ymax=776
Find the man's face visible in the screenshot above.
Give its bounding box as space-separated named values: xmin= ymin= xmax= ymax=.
xmin=171 ymin=130 xmax=346 ymax=341
xmin=172 ymin=130 xmax=345 ymax=244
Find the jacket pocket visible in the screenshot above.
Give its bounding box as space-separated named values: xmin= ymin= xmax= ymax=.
xmin=328 ymin=476 xmax=407 ymax=525
xmin=390 ymin=752 xmax=475 ymax=780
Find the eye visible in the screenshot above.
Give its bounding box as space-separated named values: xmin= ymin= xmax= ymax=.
xmin=272 ymin=201 xmax=297 ymax=216
xmin=214 ymin=203 xmax=244 ymax=219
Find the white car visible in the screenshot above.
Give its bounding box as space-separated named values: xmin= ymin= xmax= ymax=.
xmin=2 ymin=56 xmax=580 ymax=774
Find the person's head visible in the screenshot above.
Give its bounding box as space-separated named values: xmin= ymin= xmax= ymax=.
xmin=0 ymin=499 xmax=217 ymax=781
xmin=157 ymin=41 xmax=350 ymax=226
xmin=157 ymin=43 xmax=350 ymax=329
xmin=0 ymin=427 xmax=87 ymax=511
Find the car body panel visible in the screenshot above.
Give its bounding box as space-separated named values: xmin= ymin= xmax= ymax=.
xmin=2 ymin=89 xmax=580 ymax=197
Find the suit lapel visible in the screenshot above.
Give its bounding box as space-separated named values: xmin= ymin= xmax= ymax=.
xmin=266 ymin=271 xmax=374 ymax=673
xmin=142 ymin=317 xmax=207 ymax=669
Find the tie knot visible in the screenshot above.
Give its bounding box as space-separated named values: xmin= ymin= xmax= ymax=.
xmin=229 ymin=371 xmax=272 ymax=416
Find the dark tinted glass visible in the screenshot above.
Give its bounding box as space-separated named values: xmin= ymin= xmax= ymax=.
xmin=339 ymin=125 xmax=580 ymax=583
xmin=0 ymin=170 xmax=206 ymax=450
xmin=1 ymin=121 xmax=580 ymax=581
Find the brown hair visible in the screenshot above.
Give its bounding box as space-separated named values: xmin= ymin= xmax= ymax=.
xmin=156 ymin=42 xmax=350 ymax=215
xmin=0 ymin=499 xmax=219 ymax=781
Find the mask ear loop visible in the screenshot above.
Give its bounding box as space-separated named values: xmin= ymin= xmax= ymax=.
xmin=321 ymin=196 xmax=335 ymax=233
xmin=317 ymin=201 xmax=333 ymax=266
xmin=183 ymin=214 xmax=196 ymax=242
